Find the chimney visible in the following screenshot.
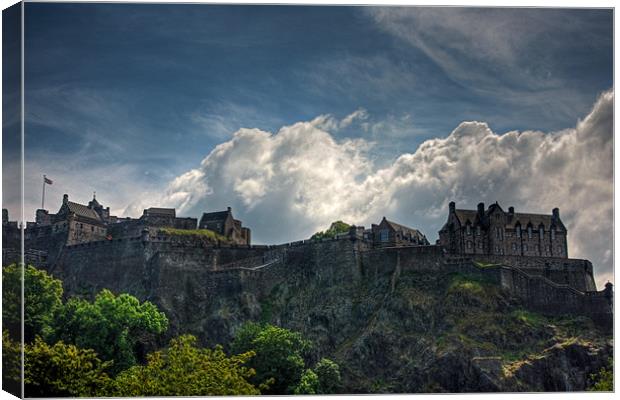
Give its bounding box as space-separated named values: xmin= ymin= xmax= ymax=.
xmin=449 ymin=202 xmax=455 ymax=214
xmin=508 ymin=206 xmax=514 ymax=215
xmin=227 ymin=206 xmax=232 ymax=212
xmin=552 ymin=208 xmax=560 ymax=220
xmin=477 ymin=202 xmax=485 ymax=218
xmin=63 ymin=194 xmax=69 ymax=205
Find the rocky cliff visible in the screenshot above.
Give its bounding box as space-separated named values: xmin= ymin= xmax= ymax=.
xmin=48 ymin=238 xmax=612 ymax=393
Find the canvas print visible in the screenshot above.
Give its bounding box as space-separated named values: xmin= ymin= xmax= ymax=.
xmin=1 ymin=2 xmax=614 ymax=397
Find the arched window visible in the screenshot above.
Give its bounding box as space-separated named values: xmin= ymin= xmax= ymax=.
xmin=527 ymin=226 xmax=533 ymax=239
xmin=539 ymin=225 xmax=544 ymax=239
xmin=551 ymin=228 xmax=556 ymax=240
xmin=476 ymin=226 xmax=481 ymax=236
xmin=466 ymin=224 xmax=471 ymax=236
xmin=516 ymin=224 xmax=521 ymax=238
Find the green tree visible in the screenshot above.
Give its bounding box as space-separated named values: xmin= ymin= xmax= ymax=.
xmin=588 ymin=357 xmax=613 ymax=391
xmin=315 ymin=357 xmax=342 ymax=393
xmin=111 ymin=335 xmax=260 ymax=396
xmin=231 ymin=322 xmax=312 ymax=394
xmin=294 ymin=369 xmax=320 ymax=394
xmin=24 ymin=337 xmax=112 ymax=397
xmin=2 ymin=330 xmax=21 ymax=397
xmin=2 ymin=264 xmax=63 ymax=341
xmin=49 ymin=289 xmax=168 ymax=374
xmin=310 ymin=221 xmax=351 ymax=241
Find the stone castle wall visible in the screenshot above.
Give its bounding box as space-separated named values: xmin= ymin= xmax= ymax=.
xmin=15 ymin=233 xmax=612 ymax=339
xmin=466 ymin=254 xmax=597 ymax=292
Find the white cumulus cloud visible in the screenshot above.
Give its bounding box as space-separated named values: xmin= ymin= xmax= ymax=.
xmin=125 ymin=90 xmax=613 ymax=287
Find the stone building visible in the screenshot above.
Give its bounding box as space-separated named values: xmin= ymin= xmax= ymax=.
xmin=371 ymin=217 xmax=429 ymax=247
xmin=438 ymin=202 xmax=568 ymax=257
xmin=199 ymin=207 xmax=251 ymax=245
xmin=53 ymin=194 xmax=108 ymax=245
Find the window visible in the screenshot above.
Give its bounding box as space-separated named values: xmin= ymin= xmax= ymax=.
xmin=527 ymin=226 xmax=532 ymax=239
xmin=516 ymin=225 xmax=521 ymax=237
xmin=467 ymin=241 xmax=472 ymax=249
xmin=466 ymin=224 xmax=471 ymax=235
xmin=539 ymin=226 xmax=544 ymax=239
xmin=551 ymin=228 xmax=556 ymax=240
xmin=476 ymin=226 xmax=481 ymax=236
xmin=535 ymin=244 xmax=539 ymax=253
xmin=524 ymin=244 xmax=528 ymax=252
xmin=512 ymin=243 xmax=517 ymax=251
xmin=477 ymin=241 xmax=482 ymax=249
xmin=379 ymin=230 xmax=389 ymax=242
xmin=91 ymin=226 xmax=94 ymax=232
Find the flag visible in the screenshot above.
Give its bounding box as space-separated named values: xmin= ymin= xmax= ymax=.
xmin=44 ymin=176 xmax=53 ymax=185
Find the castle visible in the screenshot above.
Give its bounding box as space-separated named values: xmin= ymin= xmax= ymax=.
xmin=1 ymin=195 xmax=613 ymax=336
xmin=438 ymin=202 xmax=568 ymax=258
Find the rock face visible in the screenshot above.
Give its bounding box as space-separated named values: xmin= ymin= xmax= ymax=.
xmin=47 ymin=238 xmax=612 ymax=393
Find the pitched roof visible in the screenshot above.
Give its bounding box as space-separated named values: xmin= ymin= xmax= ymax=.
xmin=144 ymin=207 xmax=176 ymax=217
xmin=455 ymin=209 xmax=479 ymax=225
xmin=509 ymin=213 xmax=559 ymax=229
xmin=200 ymin=210 xmax=230 ymax=223
xmin=385 ymin=219 xmax=425 ymax=239
xmin=67 ymin=201 xmax=102 ymax=223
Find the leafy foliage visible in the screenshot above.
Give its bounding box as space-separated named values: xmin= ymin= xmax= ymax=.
xmin=111 ymin=335 xmax=260 ymax=396
xmin=310 ymin=220 xmax=351 ymax=241
xmin=24 ymin=336 xmax=112 ymax=397
xmin=2 ymin=264 xmax=63 ymax=341
xmin=315 ymin=357 xmax=342 ymax=393
xmin=48 ymin=289 xmax=168 ymax=374
xmin=231 ymin=322 xmax=312 ymax=394
xmin=2 ymin=329 xmax=22 ymax=396
xmin=294 ymin=369 xmax=320 ymax=394
xmin=588 ymin=357 xmax=613 ymax=391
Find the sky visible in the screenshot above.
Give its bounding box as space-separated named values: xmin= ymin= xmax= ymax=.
xmin=1 ymin=4 xmax=614 ymax=285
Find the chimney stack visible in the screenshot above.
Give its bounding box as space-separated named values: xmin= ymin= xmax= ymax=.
xmin=477 ymin=202 xmax=485 ymax=218
xmin=449 ymin=201 xmax=455 ymax=214
xmin=63 ymin=194 xmax=69 ymax=205
xmin=552 ymin=208 xmax=560 ymax=220
xmin=227 ymin=206 xmax=232 ymax=212
xmin=508 ymin=206 xmax=514 ymax=215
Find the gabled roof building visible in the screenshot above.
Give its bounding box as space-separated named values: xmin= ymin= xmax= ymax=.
xmin=438 ymin=201 xmax=568 ymax=257
xmin=371 ymin=216 xmax=429 ymax=247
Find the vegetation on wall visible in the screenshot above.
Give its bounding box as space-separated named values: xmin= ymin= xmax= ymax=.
xmin=158 ymin=227 xmax=229 ymax=243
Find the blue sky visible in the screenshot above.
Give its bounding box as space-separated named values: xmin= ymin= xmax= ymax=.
xmin=1 ymin=4 xmax=614 ymax=283
xmin=21 ymin=5 xmax=611 ymax=171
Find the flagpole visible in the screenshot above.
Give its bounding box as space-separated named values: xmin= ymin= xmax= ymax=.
xmin=42 ymin=175 xmax=46 ymax=210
